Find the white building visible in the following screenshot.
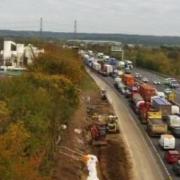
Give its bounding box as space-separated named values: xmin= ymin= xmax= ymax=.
xmin=1 ymin=40 xmax=44 ymax=68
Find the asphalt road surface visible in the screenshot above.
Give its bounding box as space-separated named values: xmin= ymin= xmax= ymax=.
xmin=87 ymin=68 xmax=168 ymax=180
xmin=131 ymin=67 xmax=180 ymax=105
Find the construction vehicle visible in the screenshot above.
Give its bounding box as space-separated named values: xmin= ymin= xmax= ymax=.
xmin=106 ymin=115 xmax=120 ymax=134
xmin=90 ymin=123 xmax=107 ymax=146
xmin=101 ymin=89 xmax=107 ymax=100
xmin=94 ymin=114 xmax=120 ymax=134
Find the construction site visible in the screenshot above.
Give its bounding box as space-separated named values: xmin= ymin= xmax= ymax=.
xmin=54 ymin=86 xmax=132 ymax=180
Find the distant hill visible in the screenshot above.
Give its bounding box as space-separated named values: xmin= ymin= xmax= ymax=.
xmin=1 ymin=30 xmax=180 ymax=46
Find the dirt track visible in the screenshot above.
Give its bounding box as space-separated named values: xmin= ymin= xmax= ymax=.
xmin=87 ymin=68 xmax=167 ymax=180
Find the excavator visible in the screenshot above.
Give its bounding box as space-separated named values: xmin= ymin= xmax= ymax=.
xmin=90 ymin=123 xmax=107 ymax=146
xmin=106 ymin=115 xmax=120 ymax=134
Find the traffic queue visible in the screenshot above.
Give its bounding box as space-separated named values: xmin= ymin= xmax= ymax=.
xmin=79 ymin=49 xmax=180 ymax=176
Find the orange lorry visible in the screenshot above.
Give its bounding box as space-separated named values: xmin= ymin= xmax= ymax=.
xmin=122 ymin=74 xmax=135 ymax=87
xmin=139 ymin=83 xmax=156 ymax=102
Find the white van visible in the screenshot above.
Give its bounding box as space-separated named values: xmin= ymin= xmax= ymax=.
xmin=159 ymin=134 xmax=175 ymax=150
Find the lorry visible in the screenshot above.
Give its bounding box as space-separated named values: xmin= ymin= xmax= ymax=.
xmin=125 ymin=60 xmax=133 ymax=69
xmin=118 ymin=61 xmax=125 ymax=69
xmin=92 ymin=62 xmax=101 ymax=72
xmin=122 ymin=74 xmax=135 ymax=87
xmin=167 ymin=115 xmax=180 ymax=128
xmin=131 ymin=93 xmax=144 ymax=113
xmin=171 ymin=105 xmax=180 ymax=115
xmin=114 ymin=77 xmax=122 ymax=89
xmin=139 ymin=84 xmax=157 ymax=102
xmin=139 ymin=102 xmax=162 ymax=124
xmin=165 ymin=90 xmax=176 ymax=102
xmin=99 ymin=62 xmax=113 ymax=76
xmin=103 ymin=64 xmax=113 ymax=76
xmin=166 ymin=115 xmax=180 ymax=137
xmin=147 ymin=119 xmax=168 ymax=136
xmin=152 ymin=97 xmax=171 ymax=118
xmin=165 ymin=150 xmax=180 ymax=164
xmin=159 ymin=134 xmax=175 ymax=150
xmin=118 ymin=83 xmax=126 ymax=94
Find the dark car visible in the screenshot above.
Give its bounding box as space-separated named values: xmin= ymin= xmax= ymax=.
xmin=171 ymin=127 xmax=180 ymax=138
xmin=173 ymin=161 xmax=180 ymax=176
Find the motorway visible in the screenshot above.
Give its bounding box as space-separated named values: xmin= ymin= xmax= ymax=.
xmin=131 ymin=67 xmax=180 ymax=105
xmin=87 ymin=68 xmax=169 ymax=180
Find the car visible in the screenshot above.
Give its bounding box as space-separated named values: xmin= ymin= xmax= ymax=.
xmin=171 ymin=127 xmax=180 ymax=138
xmin=142 ymin=77 xmax=149 ymax=83
xmin=124 ymin=88 xmax=131 ymax=98
xmin=173 ymin=161 xmax=180 ymax=176
xmin=165 ymin=150 xmax=180 ymax=164
xmin=164 ymin=88 xmax=172 ymax=94
xmin=135 ymin=73 xmax=142 ymax=79
xmin=169 ymin=80 xmax=180 ymax=89
xmin=153 ymin=80 xmax=161 ymax=85
xmin=164 ymin=78 xmax=174 ymax=85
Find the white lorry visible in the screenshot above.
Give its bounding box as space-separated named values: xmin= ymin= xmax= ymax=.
xmin=159 ymin=134 xmax=175 ymax=150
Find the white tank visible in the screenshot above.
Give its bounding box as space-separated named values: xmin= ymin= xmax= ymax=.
xmin=171 ymin=105 xmax=180 ymax=115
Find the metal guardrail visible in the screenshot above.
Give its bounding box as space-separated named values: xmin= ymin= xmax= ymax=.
xmin=87 ymin=67 xmax=173 ymax=180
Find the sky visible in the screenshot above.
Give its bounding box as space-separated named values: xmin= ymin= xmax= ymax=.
xmin=0 ymin=0 xmax=180 ymax=36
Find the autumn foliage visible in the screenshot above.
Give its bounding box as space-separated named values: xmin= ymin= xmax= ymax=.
xmin=0 ymin=44 xmax=84 ymax=179
xmin=125 ymin=47 xmax=180 ymax=78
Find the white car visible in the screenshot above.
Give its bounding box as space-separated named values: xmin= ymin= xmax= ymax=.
xmin=135 ymin=73 xmax=142 ymax=79
xmin=142 ymin=77 xmax=149 ymax=83
xmin=153 ymin=80 xmax=161 ymax=85
xmin=164 ymin=88 xmax=172 ymax=94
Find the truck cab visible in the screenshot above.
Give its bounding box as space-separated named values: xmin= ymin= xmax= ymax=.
xmin=165 ymin=150 xmax=180 ymax=164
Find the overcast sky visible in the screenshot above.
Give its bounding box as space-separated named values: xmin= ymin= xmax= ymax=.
xmin=0 ymin=0 xmax=180 ymax=36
